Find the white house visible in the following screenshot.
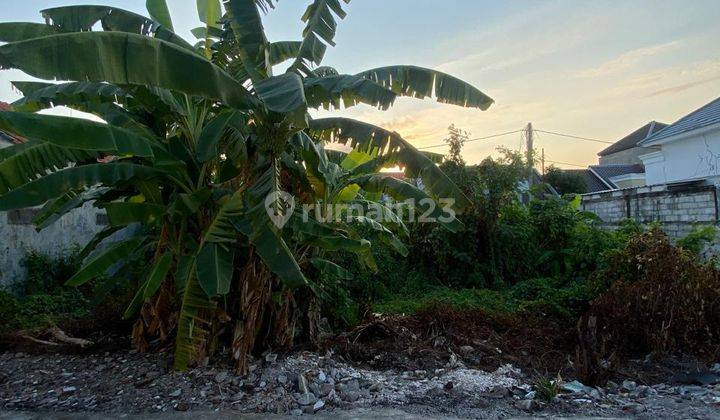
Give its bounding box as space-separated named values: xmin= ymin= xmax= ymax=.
xmin=640 ymin=96 xmax=720 ymax=186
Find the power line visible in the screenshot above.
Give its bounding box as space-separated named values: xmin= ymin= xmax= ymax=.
xmin=544 ymin=159 xmax=588 ymax=168
xmin=533 ymin=129 xmax=613 ymax=144
xmin=417 ymin=127 xmax=612 ymax=151
xmin=416 ymin=129 xmax=524 ymax=150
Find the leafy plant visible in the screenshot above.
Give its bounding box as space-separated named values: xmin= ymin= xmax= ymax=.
xmin=0 ymin=1 xmax=492 ymax=370
xmin=534 ymin=376 xmax=560 ymax=402
xmin=677 ymin=225 xmax=717 ymax=255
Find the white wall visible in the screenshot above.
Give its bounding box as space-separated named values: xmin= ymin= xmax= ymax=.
xmin=642 ymin=127 xmax=720 ymax=186
xmin=0 ymin=204 xmax=107 ymax=287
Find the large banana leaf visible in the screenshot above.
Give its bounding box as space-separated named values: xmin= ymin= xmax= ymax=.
xmin=303 ymin=74 xmax=396 ymax=110
xmin=104 ymin=202 xmax=166 ymax=226
xmin=309 ymin=117 xmax=471 ymax=211
xmin=289 ymin=0 xmax=350 ymax=75
xmin=0 ymin=141 xmax=98 ymax=194
xmin=11 ymin=81 xmax=127 ymax=113
xmin=347 ymin=173 xmax=463 ymax=232
xmin=143 ymin=252 xmax=174 ymax=298
xmin=33 ymin=189 xmax=103 ymax=231
xmin=203 ymin=190 xmax=245 ymax=243
xmin=223 ymin=0 xmax=270 ymax=81
xmin=254 ymin=73 xmax=308 ymax=119
xmin=233 ymin=216 xmax=307 ymax=289
xmin=41 ymin=5 xmax=193 ymax=50
xmin=66 ymin=237 xmax=145 ymax=286
xmin=0 ymin=22 xmax=58 ymax=42
xmin=268 ymin=41 xmax=301 ymax=66
xmin=174 ymin=261 xmax=217 ymax=370
xmin=196 ymin=0 xmax=223 ymax=57
xmin=356 ymin=65 xmax=494 ymax=110
xmin=0 ymin=112 xmax=154 ymax=158
xmin=197 ymin=243 xmax=235 ymax=297
xmin=0 ymin=32 xmax=255 ymax=110
xmin=0 ymin=163 xmax=164 ymax=211
xmin=145 ymin=0 xmax=174 ymax=31
xmin=197 ymin=111 xmax=242 ymax=162
xmin=290 ymin=132 xmax=345 ymax=193
xmin=310 ymin=257 xmax=351 ymax=280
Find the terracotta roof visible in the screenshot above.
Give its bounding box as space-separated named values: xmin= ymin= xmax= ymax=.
xmin=597 ymin=121 xmax=667 ymax=156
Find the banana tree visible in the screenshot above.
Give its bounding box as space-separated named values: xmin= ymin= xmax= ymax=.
xmin=0 ymin=0 xmax=493 ymax=371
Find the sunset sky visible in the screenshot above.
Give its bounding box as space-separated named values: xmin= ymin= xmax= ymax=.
xmin=2 ymin=0 xmax=719 ymax=168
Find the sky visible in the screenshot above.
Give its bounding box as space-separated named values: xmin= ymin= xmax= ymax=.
xmin=2 ymin=0 xmax=720 ymax=168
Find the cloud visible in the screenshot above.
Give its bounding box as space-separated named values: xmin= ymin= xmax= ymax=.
xmin=576 ymin=41 xmax=682 ymax=78
xmin=645 ymin=75 xmax=720 ymax=97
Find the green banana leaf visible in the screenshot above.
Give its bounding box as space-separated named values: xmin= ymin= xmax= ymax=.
xmin=0 ymin=32 xmax=255 ymax=110
xmin=197 ymin=243 xmax=235 ymax=297
xmin=0 ymin=163 xmax=165 ymax=211
xmin=356 ymin=65 xmax=494 ymax=110
xmin=66 ymin=237 xmax=145 ymax=286
xmin=0 ymin=22 xmax=58 ymax=42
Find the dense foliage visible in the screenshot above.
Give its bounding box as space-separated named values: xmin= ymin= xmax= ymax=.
xmin=543 ymin=165 xmax=587 ymax=194
xmin=0 ymin=0 xmax=492 ymax=370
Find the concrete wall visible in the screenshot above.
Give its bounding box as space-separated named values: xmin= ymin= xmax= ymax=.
xmin=0 ymin=204 xmax=108 ymax=287
xmin=642 ymin=127 xmax=720 ymax=186
xmin=599 ymin=146 xmax=659 ymax=165
xmin=581 ymin=183 xmax=718 ymax=240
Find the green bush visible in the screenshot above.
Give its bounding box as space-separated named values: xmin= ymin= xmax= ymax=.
xmin=0 ymin=248 xmax=135 ymax=335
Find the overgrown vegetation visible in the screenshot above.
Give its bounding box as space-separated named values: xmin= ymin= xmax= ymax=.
xmin=0 ymin=0 xmax=492 ymax=370
xmin=576 ymin=228 xmax=720 ymax=383
xmin=542 ymin=165 xmax=587 ymax=194
xmin=0 ymin=249 xmax=124 ymax=335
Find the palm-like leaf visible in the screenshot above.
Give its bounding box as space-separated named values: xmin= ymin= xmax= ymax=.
xmin=223 ymin=0 xmax=270 ymax=81
xmin=356 ymin=65 xmax=494 ymax=110
xmin=0 ymin=163 xmax=165 ymax=211
xmin=0 ymin=141 xmax=98 ymax=194
xmin=11 ymin=81 xmax=128 ymax=113
xmin=0 ymin=32 xmax=255 ymax=110
xmin=303 ymin=74 xmax=397 ymax=110
xmin=0 ymin=112 xmax=154 ymax=157
xmin=289 ymin=0 xmax=350 ymax=75
xmin=0 ymin=22 xmax=58 ymax=42
xmin=41 ymin=5 xmax=193 ymax=50
xmin=309 ymin=117 xmax=471 ymax=210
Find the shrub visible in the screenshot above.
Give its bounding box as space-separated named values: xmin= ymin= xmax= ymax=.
xmin=1 ymin=248 xmax=134 ymax=336
xmin=677 ymin=225 xmax=717 ymax=255
xmin=576 ymin=228 xmax=720 ymax=383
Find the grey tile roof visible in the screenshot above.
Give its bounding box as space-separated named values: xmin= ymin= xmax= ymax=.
xmin=641 ymin=96 xmax=720 ymax=144
xmin=564 ymin=169 xmax=610 ymax=193
xmin=598 ymin=121 xmax=667 ymax=156
xmin=589 ymin=164 xmax=645 ymax=188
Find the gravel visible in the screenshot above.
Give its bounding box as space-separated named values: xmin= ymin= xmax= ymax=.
xmin=1 ymin=350 xmax=719 ymax=418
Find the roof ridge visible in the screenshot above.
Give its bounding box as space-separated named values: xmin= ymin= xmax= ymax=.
xmin=641 ymin=95 xmax=720 ymax=144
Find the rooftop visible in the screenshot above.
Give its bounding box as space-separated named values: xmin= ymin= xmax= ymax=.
xmin=641 ymin=96 xmax=720 ymax=145
xmin=597 ymin=121 xmax=667 ymax=156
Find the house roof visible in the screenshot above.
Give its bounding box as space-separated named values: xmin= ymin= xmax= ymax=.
xmin=564 ymin=164 xmax=646 ymax=193
xmin=641 ymin=96 xmax=720 ymax=145
xmin=597 ymin=121 xmax=667 ymax=156
xmin=564 ymin=169 xmax=610 ymax=193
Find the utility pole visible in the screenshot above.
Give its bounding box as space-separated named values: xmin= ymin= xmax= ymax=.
xmin=541 ymin=148 xmax=545 ymax=176
xmin=525 ymin=122 xmax=534 ymax=186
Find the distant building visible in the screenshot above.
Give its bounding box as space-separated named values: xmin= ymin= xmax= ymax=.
xmin=564 ymin=164 xmax=647 ymax=193
xmin=581 ymin=96 xmax=720 ymax=244
xmin=639 ymin=96 xmax=720 ymax=186
xmin=597 ymin=121 xmax=667 ymax=165
xmin=552 ymin=122 xmax=664 ymax=193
